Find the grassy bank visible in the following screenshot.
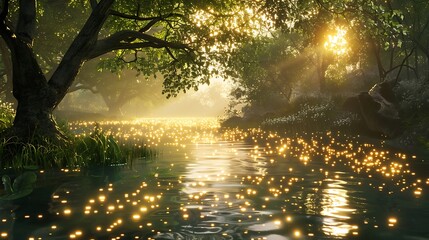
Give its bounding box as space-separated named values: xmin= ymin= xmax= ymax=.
xmin=0 ymin=102 xmax=156 ymax=171
xmin=223 ymin=96 xmax=362 ymax=133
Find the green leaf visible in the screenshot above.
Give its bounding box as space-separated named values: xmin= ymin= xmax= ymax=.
xmin=12 ymin=172 xmax=37 ymax=193
xmin=0 ymin=189 xmax=34 ymax=201
xmin=0 ymin=172 xmax=37 ymax=201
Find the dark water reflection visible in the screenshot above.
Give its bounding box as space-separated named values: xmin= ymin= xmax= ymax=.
xmin=1 ymin=118 xmax=429 ymax=239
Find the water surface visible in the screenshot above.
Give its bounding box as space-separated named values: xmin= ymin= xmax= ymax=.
xmin=1 ymin=118 xmax=428 ymax=239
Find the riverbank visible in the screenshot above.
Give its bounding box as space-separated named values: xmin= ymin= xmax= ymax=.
xmin=221 ymin=97 xmax=429 ymax=158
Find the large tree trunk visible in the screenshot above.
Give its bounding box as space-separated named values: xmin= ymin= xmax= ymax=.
xmin=101 ymin=92 xmax=129 ymax=117
xmin=10 ymin=39 xmax=60 ymax=140
xmin=0 ymin=0 xmax=114 ymax=141
xmin=0 ymin=0 xmax=59 ymax=140
xmin=49 ymin=0 xmax=114 ymax=105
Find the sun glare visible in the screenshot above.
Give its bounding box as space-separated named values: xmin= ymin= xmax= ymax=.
xmin=324 ymin=27 xmax=349 ymax=56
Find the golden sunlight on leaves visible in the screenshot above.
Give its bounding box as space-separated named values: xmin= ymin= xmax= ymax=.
xmin=324 ymin=27 xmax=349 ymax=56
xmin=191 ymin=7 xmax=272 ymax=53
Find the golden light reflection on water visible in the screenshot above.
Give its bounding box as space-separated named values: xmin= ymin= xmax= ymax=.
xmin=320 ymin=179 xmax=357 ymax=237
xmin=1 ymin=119 xmax=428 ymax=239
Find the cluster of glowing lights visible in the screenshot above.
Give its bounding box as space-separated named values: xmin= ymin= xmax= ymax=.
xmin=223 ymin=128 xmax=424 ymax=197
xmin=1 ymin=118 xmax=427 ymax=239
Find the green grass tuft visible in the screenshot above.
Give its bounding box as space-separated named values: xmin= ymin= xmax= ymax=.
xmin=0 ymin=104 xmax=157 ymax=170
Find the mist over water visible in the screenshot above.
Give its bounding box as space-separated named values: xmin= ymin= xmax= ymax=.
xmin=59 ymin=77 xmax=233 ymax=119
xmin=148 ymin=79 xmax=231 ymax=118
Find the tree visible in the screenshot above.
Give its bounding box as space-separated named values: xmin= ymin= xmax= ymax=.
xmin=227 ymin=32 xmax=308 ymax=116
xmin=395 ymin=0 xmax=429 ymax=82
xmin=67 ymin=60 xmax=165 ymax=116
xmin=0 ymin=0 xmax=260 ymax=141
xmin=263 ymin=0 xmax=410 ymax=83
xmin=0 ymin=1 xmax=88 ymax=107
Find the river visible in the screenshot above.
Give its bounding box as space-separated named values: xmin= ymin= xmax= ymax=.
xmin=1 ymin=118 xmax=428 ymax=239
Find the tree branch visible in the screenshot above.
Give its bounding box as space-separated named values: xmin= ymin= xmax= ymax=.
xmin=49 ymin=0 xmax=115 ymax=107
xmin=110 ymin=10 xmax=184 ymax=32
xmin=315 ymin=0 xmax=347 ymax=15
xmin=90 ymin=0 xmax=98 ymax=10
xmin=110 ymin=10 xmax=161 ymax=21
xmin=412 ymin=17 xmax=429 ymax=58
xmin=16 ymin=0 xmax=36 ymax=44
xmin=387 ymin=47 xmax=417 ymax=84
xmin=119 ymin=50 xmax=138 ymax=63
xmin=139 ymin=16 xmax=162 ymax=33
xmin=386 ymin=63 xmax=416 ymax=77
xmin=165 ymin=47 xmax=177 ymax=61
xmin=68 ymin=84 xmax=99 ymax=93
xmin=87 ymin=30 xmax=190 ymax=59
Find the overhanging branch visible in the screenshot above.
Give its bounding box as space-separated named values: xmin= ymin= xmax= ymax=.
xmin=87 ymin=30 xmax=190 ymax=59
xmin=110 ymin=10 xmax=161 ymax=21
xmin=110 ymin=10 xmax=184 ymax=33
xmin=139 ymin=16 xmax=162 ymax=33
xmin=48 ymin=0 xmax=115 ymax=105
xmin=110 ymin=10 xmax=183 ymax=22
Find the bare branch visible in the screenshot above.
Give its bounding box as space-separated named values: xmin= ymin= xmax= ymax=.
xmin=386 ymin=62 xmax=416 ymax=76
xmin=388 ymin=47 xmax=417 ymax=84
xmin=412 ymin=17 xmax=429 ymax=58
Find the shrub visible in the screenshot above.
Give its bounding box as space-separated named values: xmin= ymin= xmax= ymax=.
xmin=396 ymin=78 xmax=429 ymax=116
xmin=0 ymin=123 xmax=156 ymax=170
xmin=0 ymin=101 xmax=14 ymax=130
xmin=393 ymin=78 xmax=429 ymax=149
xmin=76 ymin=125 xmax=125 ymax=167
xmin=262 ymin=96 xmax=359 ymax=132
